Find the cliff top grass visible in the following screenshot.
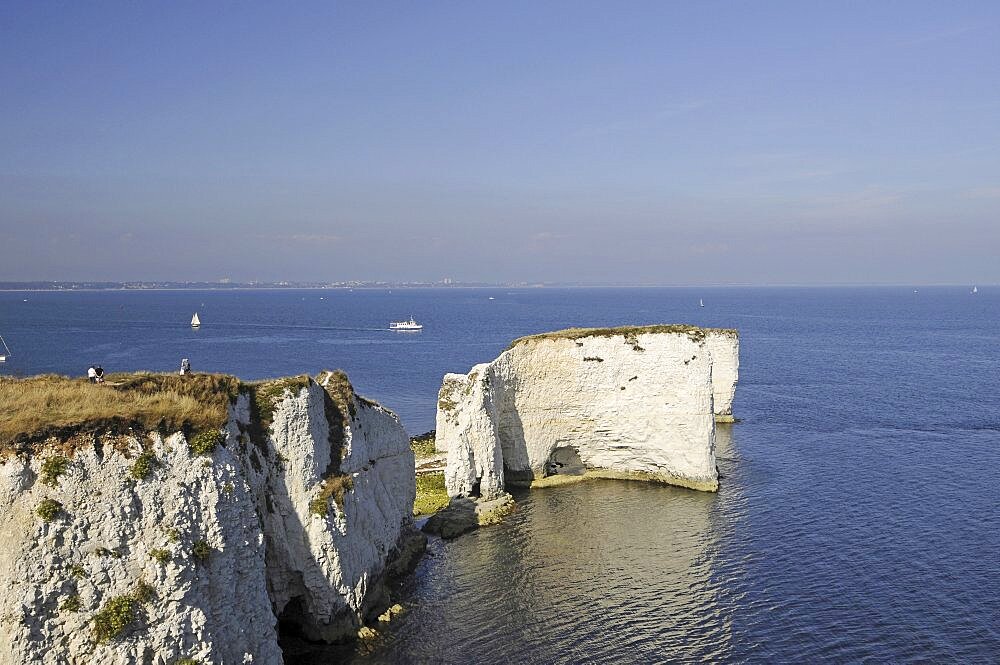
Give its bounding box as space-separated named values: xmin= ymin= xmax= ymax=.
xmin=0 ymin=373 xmax=242 ymax=457
xmin=0 ymin=370 xmax=373 ymax=459
xmin=509 ymin=324 xmax=737 ymax=348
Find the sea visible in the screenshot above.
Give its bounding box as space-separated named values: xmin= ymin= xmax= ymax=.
xmin=1 ymin=286 xmax=998 ymax=663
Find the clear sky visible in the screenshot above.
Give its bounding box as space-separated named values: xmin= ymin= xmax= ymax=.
xmin=1 ymin=1 xmax=998 ymax=284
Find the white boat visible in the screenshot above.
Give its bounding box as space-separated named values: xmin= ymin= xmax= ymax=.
xmin=972 ymin=286 xmax=978 ymax=294
xmin=191 ymin=313 xmax=201 ymax=328
xmin=699 ymin=298 xmax=704 ymax=307
xmin=389 ymin=317 xmax=423 ymax=331
xmin=0 ymin=335 xmax=10 ymax=362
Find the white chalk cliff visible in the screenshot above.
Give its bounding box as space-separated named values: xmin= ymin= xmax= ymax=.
xmin=0 ymin=371 xmax=420 ymax=665
xmin=436 ymin=326 xmax=739 ymax=499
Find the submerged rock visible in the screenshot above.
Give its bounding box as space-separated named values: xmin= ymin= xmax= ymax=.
xmin=435 ymin=325 xmax=739 ymax=501
xmin=0 ymin=371 xmax=421 ymax=664
xmin=421 ymin=492 xmax=517 ymax=540
xmin=422 ymin=497 xmax=480 ymax=540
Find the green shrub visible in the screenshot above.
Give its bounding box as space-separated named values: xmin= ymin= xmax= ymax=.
xmin=133 ymin=580 xmax=155 ymax=604
xmin=174 ymin=659 xmax=201 ymax=665
xmin=165 ymin=528 xmax=180 ymax=543
xmin=60 ymin=593 xmax=82 ymax=613
xmin=189 ymin=430 xmax=223 ymax=456
xmin=91 ymin=581 xmax=157 ymax=643
xmin=150 ymin=549 xmax=170 ymax=565
xmin=92 ymin=595 xmax=136 ymax=644
xmin=191 ymin=540 xmax=211 ymax=561
xmin=309 ymin=474 xmax=354 ymax=516
xmin=40 ymin=456 xmax=70 ymax=487
xmin=36 ymin=498 xmax=62 ymax=522
xmin=308 ymin=495 xmax=327 ymax=516
xmin=69 ymin=564 xmax=87 ymax=579
xmin=130 ymin=451 xmax=157 ymax=480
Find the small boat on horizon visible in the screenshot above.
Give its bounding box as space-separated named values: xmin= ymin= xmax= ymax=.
xmin=0 ymin=335 xmax=10 ymax=362
xmin=389 ymin=317 xmax=423 ymax=331
xmin=699 ymin=298 xmax=704 ymax=307
xmin=972 ymin=286 xmax=978 ymax=294
xmin=191 ymin=313 xmax=201 ymax=328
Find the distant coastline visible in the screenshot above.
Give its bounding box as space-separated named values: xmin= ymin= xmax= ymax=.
xmin=0 ymin=281 xmax=990 ymax=292
xmin=0 ymin=280 xmax=522 ymax=292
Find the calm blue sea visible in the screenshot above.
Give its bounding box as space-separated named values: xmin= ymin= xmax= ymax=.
xmin=2 ymin=287 xmax=998 ymax=662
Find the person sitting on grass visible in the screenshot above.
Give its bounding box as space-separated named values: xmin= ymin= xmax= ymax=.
xmin=94 ymin=366 xmax=105 ymax=383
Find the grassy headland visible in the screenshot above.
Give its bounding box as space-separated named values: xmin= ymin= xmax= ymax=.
xmin=0 ymin=373 xmax=242 ymax=456
xmin=0 ymin=370 xmax=359 ymax=460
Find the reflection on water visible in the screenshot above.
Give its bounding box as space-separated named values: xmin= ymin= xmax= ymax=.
xmin=294 ymin=429 xmax=746 ymax=664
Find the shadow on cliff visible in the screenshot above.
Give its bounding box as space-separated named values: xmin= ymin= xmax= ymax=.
xmin=495 ymin=406 xmax=586 ymax=485
xmin=495 ymin=404 xmax=536 ymax=487
xmin=261 ymin=386 xmax=425 ymax=657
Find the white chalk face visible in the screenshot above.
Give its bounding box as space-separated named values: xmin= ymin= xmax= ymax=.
xmin=0 ymin=375 xmax=415 ymax=662
xmin=438 ymin=328 xmax=738 ymax=499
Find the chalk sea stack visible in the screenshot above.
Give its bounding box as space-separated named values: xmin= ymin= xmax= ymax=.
xmin=435 ymin=325 xmax=739 ymax=502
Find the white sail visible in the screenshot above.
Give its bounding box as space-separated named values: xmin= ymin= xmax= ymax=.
xmin=972 ymin=286 xmax=978 ymax=294
xmin=191 ymin=313 xmax=201 ymax=327
xmin=0 ymin=335 xmax=10 ymax=361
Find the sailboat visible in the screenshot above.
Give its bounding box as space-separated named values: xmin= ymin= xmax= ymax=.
xmin=0 ymin=335 xmax=10 ymax=362
xmin=972 ymin=286 xmax=978 ymax=294
xmin=191 ymin=313 xmax=201 ymax=328
xmin=699 ymin=298 xmax=704 ymax=308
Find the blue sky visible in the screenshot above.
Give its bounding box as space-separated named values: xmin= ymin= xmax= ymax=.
xmin=1 ymin=1 xmax=998 ymax=284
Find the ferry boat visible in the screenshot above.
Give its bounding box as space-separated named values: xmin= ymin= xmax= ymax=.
xmin=389 ymin=317 xmax=423 ymax=331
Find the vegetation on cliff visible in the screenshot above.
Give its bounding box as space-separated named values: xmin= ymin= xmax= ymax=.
xmin=308 ymin=370 xmax=360 ymax=517
xmin=0 ymin=370 xmax=375 ymax=463
xmin=0 ymin=373 xmax=241 ymax=457
xmin=413 ymin=472 xmax=449 ymax=516
xmin=509 ymin=324 xmax=737 ymax=349
xmin=91 ymin=581 xmax=156 ymax=644
xmin=409 ymin=431 xmax=437 ymax=459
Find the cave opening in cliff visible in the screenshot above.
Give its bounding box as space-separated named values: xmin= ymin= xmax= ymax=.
xmin=277 ymin=596 xmax=311 ymax=641
xmin=547 ymin=446 xmax=586 ymax=476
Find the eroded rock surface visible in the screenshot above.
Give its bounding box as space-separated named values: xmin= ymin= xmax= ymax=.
xmin=0 ymin=371 xmax=418 ymax=664
xmin=436 ymin=325 xmax=739 ymax=500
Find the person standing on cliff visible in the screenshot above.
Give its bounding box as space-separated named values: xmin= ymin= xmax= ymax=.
xmin=87 ymin=366 xmax=97 ymax=383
